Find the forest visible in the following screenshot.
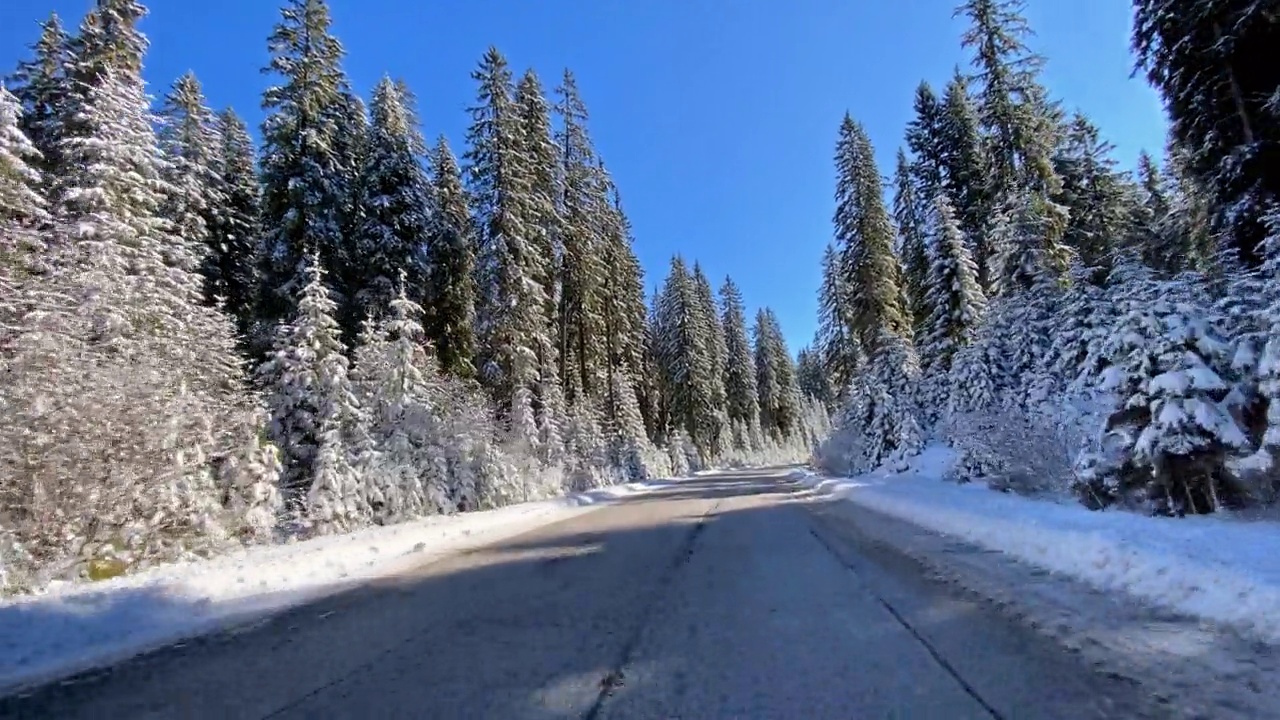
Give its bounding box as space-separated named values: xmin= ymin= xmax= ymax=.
xmin=0 ymin=0 xmax=828 ymax=593
xmin=813 ymin=0 xmax=1280 ymax=518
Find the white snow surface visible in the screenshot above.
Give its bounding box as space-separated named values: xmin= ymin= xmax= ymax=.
xmin=796 ymin=446 xmax=1280 ymax=644
xmin=0 ymin=480 xmax=671 ymax=695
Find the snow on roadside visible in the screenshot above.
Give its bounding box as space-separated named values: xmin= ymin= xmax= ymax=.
xmin=0 ymin=480 xmax=671 ymax=696
xmin=798 ymin=446 xmax=1280 ymax=644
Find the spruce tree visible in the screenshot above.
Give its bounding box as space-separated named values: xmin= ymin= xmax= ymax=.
xmin=258 ymin=0 xmax=353 ymax=333
xmin=1133 ymin=0 xmax=1279 ymax=268
xmin=514 ymin=69 xmax=567 ymax=454
xmin=816 ymin=242 xmax=860 ymax=396
xmin=692 ymin=262 xmax=729 ymax=456
xmin=208 ymin=108 xmax=261 ymax=340
xmin=920 ymin=193 xmax=987 ymax=374
xmin=157 ymin=71 xmax=222 ymax=274
xmin=0 ymin=84 xmax=47 ymax=277
xmin=598 ymin=173 xmax=651 ymax=443
xmin=6 ymin=13 xmax=70 ymax=187
xmin=957 ymin=0 xmax=1070 ymax=292
xmin=936 ymin=70 xmax=993 ymax=290
xmin=720 ymin=276 xmax=761 ymax=445
xmin=893 ymin=148 xmax=929 ymax=335
xmin=904 ymin=81 xmax=946 ymax=196
xmin=796 ymin=346 xmax=835 ymax=410
xmin=1051 ymin=112 xmax=1134 ymax=272
xmin=554 ymin=70 xmax=606 ymax=405
xmin=351 ymin=76 xmax=431 ymax=326
xmin=753 ymin=307 xmax=802 ymax=440
xmin=655 ymin=255 xmax=718 ymax=454
xmin=259 ymin=256 xmax=365 ymax=506
xmin=465 ymin=47 xmax=545 ymax=443
xmin=833 ymin=114 xmax=912 ymax=357
xmin=424 ymin=136 xmax=477 ymax=378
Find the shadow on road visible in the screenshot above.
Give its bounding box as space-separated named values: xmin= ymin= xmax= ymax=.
xmin=0 ymin=470 xmax=1219 ymax=719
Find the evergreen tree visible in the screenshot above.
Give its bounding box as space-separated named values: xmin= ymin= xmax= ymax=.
xmin=257 ymin=0 xmax=353 ymax=333
xmin=597 ymin=173 xmax=651 ymax=442
xmin=1051 ymin=112 xmax=1134 ymax=272
xmin=905 ymin=81 xmax=946 ymax=196
xmin=920 ymin=193 xmax=987 ymax=374
xmin=554 ymin=70 xmax=607 ymax=405
xmin=350 ymin=76 xmax=431 ymax=326
xmin=796 ymin=346 xmax=835 ymax=410
xmin=936 ymin=69 xmax=993 ymax=290
xmin=465 ymin=47 xmax=545 ymax=443
xmin=514 ymin=70 xmax=567 ymax=453
xmin=655 ymin=256 xmax=713 ymax=452
xmin=156 ymin=71 xmax=222 ymax=274
xmin=424 ymin=136 xmax=477 ymax=378
xmin=6 ymin=13 xmax=70 ymax=187
xmin=208 ymin=108 xmax=261 ymax=340
xmin=0 ymin=84 xmax=47 ymax=277
xmin=957 ymin=0 xmax=1070 ymax=292
xmin=259 ymin=256 xmax=366 ymax=508
xmin=833 ymin=114 xmax=912 ymax=357
xmin=692 ymin=262 xmax=729 ymax=456
xmin=754 ymin=308 xmax=802 ymax=440
xmin=816 ymin=242 xmax=859 ymax=396
xmin=720 ymin=276 xmax=761 ymax=444
xmin=1133 ymin=0 xmax=1279 ymax=268
xmin=894 ymin=148 xmax=930 ymax=335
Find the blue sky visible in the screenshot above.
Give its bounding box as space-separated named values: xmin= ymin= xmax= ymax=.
xmin=2 ymin=0 xmax=1167 ymax=352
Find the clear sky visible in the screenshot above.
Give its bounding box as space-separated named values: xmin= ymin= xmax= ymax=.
xmin=1 ymin=0 xmax=1167 ymax=352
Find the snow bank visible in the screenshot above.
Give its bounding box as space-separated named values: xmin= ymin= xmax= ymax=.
xmin=803 ymin=445 xmax=1280 ymax=644
xmin=0 ymin=481 xmax=669 ymax=695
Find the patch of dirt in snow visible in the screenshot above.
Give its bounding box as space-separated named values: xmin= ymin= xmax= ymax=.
xmin=820 ymin=499 xmax=1280 ymax=720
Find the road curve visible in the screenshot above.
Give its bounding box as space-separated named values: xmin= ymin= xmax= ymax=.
xmin=0 ymin=468 xmax=1170 ymax=719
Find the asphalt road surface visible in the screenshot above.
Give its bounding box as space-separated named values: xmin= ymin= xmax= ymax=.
xmin=0 ymin=468 xmax=1171 ymax=719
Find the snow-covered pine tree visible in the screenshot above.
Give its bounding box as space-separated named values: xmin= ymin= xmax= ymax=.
xmin=1050 ymin=112 xmax=1136 ymax=273
xmin=893 ymin=148 xmax=930 ymax=336
xmin=692 ymin=262 xmax=729 ymax=458
xmin=257 ymin=0 xmax=354 ymax=334
xmin=424 ymin=135 xmax=477 ymax=378
xmin=720 ymin=275 xmax=763 ymax=449
xmin=0 ymin=83 xmax=48 ymax=277
xmin=1133 ymin=0 xmax=1278 ymax=269
xmin=796 ymin=346 xmax=835 ymax=411
xmin=350 ymin=76 xmax=432 ymax=326
xmin=957 ymin=0 xmax=1070 ymax=294
xmin=753 ymin=307 xmax=802 ymax=441
xmin=833 ymin=114 xmax=913 ymax=357
xmin=597 ymin=174 xmax=651 ymax=428
xmin=654 ymin=256 xmax=714 ymax=455
xmin=918 ymin=193 xmax=987 ymax=422
xmin=259 ymin=255 xmax=367 ymax=522
xmin=514 ymin=69 xmax=568 ymax=462
xmin=936 ymin=70 xmax=993 ymax=291
xmin=904 ymin=81 xmax=945 ymax=197
xmin=208 ymin=108 xmax=261 ymax=342
xmin=4 ymin=0 xmax=274 ymax=574
xmin=554 ymin=70 xmax=607 ymax=406
xmin=816 ymin=242 xmax=859 ymax=397
xmin=5 ymin=13 xmax=70 ymax=190
xmin=465 ymin=47 xmax=545 ymax=447
xmin=156 ymin=71 xmax=222 ymax=274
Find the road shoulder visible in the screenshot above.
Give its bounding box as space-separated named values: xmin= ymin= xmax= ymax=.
xmin=804 ymin=496 xmax=1280 ymax=720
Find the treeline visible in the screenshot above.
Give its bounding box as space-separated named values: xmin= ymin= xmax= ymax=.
xmin=813 ymin=0 xmax=1280 ymax=517
xmin=0 ymin=0 xmax=827 ymax=593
